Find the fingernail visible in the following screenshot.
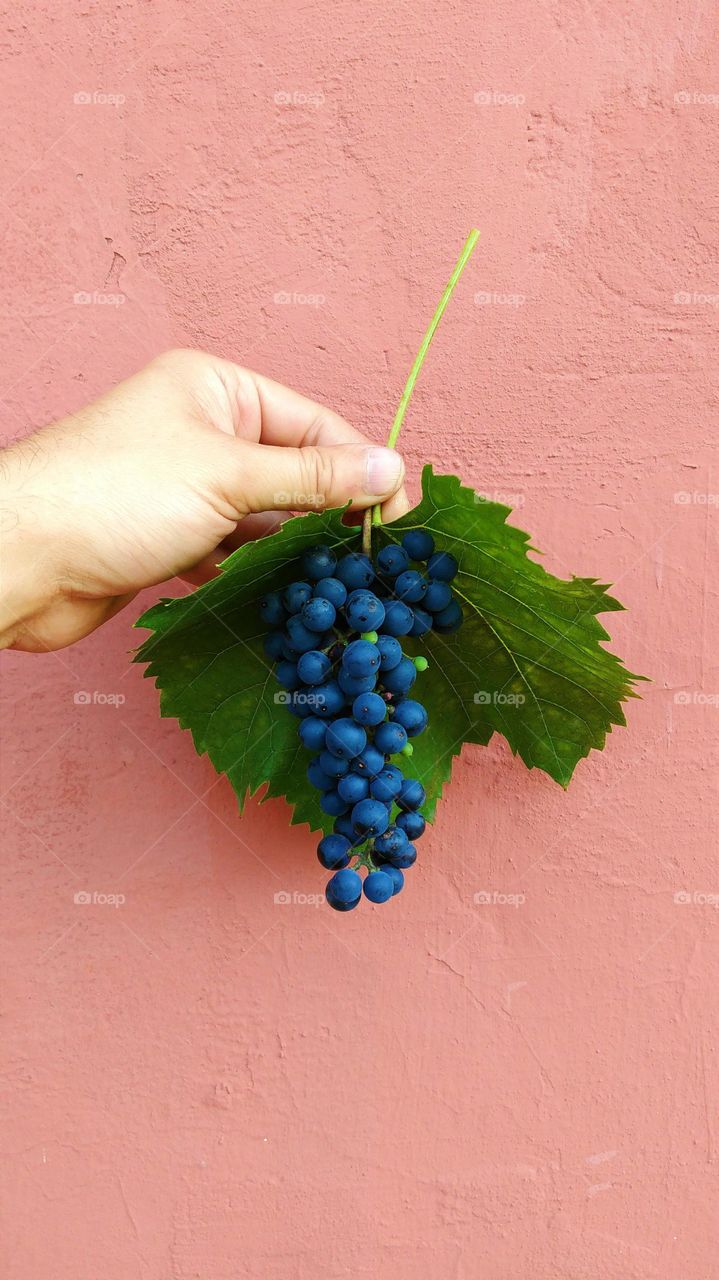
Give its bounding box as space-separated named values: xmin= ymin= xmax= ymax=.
xmin=365 ymin=448 xmax=403 ymax=496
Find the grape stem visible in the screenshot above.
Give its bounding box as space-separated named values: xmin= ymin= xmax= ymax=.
xmin=361 ymin=228 xmax=480 ymax=557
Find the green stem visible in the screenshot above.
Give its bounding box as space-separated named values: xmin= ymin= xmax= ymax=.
xmin=362 ymin=227 xmax=480 ymax=555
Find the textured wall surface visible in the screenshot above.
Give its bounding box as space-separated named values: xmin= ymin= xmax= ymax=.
xmin=1 ymin=3 xmax=717 ymax=1277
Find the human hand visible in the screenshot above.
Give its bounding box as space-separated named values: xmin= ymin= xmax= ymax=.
xmin=0 ymin=349 xmax=408 ymax=651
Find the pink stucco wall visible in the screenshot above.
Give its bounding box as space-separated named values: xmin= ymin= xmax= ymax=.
xmin=1 ymin=3 xmax=717 ymax=1277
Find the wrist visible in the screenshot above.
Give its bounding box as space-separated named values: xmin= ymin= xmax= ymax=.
xmin=0 ymin=442 xmax=64 ymax=648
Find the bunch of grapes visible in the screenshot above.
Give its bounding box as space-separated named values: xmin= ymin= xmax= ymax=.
xmin=260 ymin=529 xmax=463 ymax=911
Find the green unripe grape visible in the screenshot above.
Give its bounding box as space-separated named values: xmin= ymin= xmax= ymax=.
xmin=361 ymin=630 xmax=379 ymax=643
xmin=401 ymin=743 xmax=414 ymax=756
xmin=413 ymin=656 xmax=429 ymax=672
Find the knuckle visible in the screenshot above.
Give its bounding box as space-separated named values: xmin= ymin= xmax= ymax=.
xmin=299 ymin=447 xmax=333 ymax=507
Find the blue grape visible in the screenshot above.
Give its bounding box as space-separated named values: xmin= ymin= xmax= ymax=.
xmin=381 ymin=657 xmax=417 ymax=697
xmin=301 ymin=545 xmax=337 ymax=581
xmin=286 ymin=615 xmax=320 ymax=654
xmin=313 ymin=576 xmax=348 ymax=608
xmin=317 ymin=833 xmax=351 ymax=869
xmin=402 ymin=529 xmax=435 ymax=561
xmin=351 ymin=798 xmax=390 ymax=837
xmin=409 ymin=608 xmax=433 ymax=637
xmin=338 ymin=668 xmax=377 ymax=697
xmin=283 ymin=581 xmax=313 ymax=613
xmin=298 ymin=717 xmax=328 ymax=751
xmin=423 ymin=579 xmax=452 ymax=613
xmin=369 ymin=765 xmax=403 ymax=803
xmin=325 ymin=718 xmax=367 ymax=760
xmin=326 ymin=868 xmax=362 ymax=911
xmin=363 ymin=870 xmax=394 ymax=903
xmin=263 ymin=631 xmax=286 ymax=661
xmin=397 ymin=778 xmax=425 ymax=811
xmin=275 ymin=660 xmax=301 ymax=690
xmin=335 ymin=553 xmax=374 ymax=590
xmin=376 ymin=544 xmax=409 ymax=576
xmin=374 ymin=720 xmax=408 ymax=755
xmin=319 ymin=749 xmax=349 ymax=778
xmin=342 ymin=639 xmax=380 ymax=677
xmin=345 ymin=590 xmax=385 ymax=633
xmin=312 ymin=680 xmax=346 ymax=717
xmin=391 ymin=699 xmax=428 ymax=737
xmin=387 ymin=841 xmax=417 ymax=869
xmin=260 ymin=591 xmax=286 ymax=626
xmin=381 ymin=864 xmax=405 ymax=895
xmin=301 ymin=597 xmax=336 ymax=633
xmin=307 ymin=759 xmax=333 ymax=791
xmin=337 ymin=772 xmax=370 ymax=805
xmin=375 ymin=634 xmax=403 ymax=671
xmin=427 ymin=550 xmax=458 ymax=581
xmin=321 ymin=789 xmax=350 ymax=817
xmin=394 ymin=569 xmax=427 ymax=604
xmin=352 ymin=692 xmax=386 ymax=726
xmin=433 ymin=600 xmax=463 ymax=632
xmin=354 ymin=744 xmax=385 ymax=777
xmin=380 ymin=600 xmax=414 ymax=637
xmin=297 ymin=650 xmax=331 ymax=685
xmin=373 ymin=825 xmax=409 ymax=858
xmin=396 ymin=810 xmax=426 ymax=840
xmin=334 ymin=814 xmax=362 ymax=843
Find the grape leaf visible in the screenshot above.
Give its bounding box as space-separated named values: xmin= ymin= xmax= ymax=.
xmin=134 ymin=467 xmax=642 ymax=834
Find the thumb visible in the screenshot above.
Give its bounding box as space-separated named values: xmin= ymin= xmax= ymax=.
xmin=224 ymin=440 xmax=405 ymax=514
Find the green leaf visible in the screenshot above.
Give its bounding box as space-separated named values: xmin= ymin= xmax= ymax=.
xmin=134 ymin=467 xmax=643 ymax=834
